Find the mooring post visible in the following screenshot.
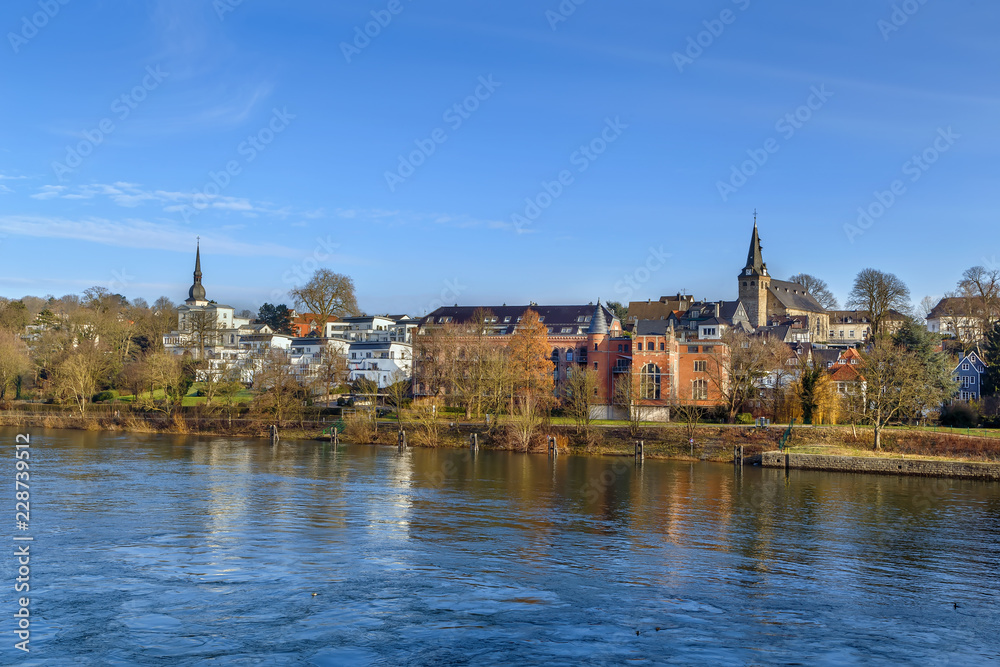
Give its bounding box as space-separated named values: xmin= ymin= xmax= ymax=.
xmin=333 ymin=427 xmax=338 ymax=445
xmin=635 ymin=440 xmax=644 ymax=462
xmin=270 ymin=424 xmax=278 ymax=445
xmin=548 ymin=435 xmax=557 ymax=457
xmin=470 ymin=432 xmax=479 ymax=451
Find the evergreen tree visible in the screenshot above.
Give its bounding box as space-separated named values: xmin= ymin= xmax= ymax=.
xmin=892 ymin=317 xmax=955 ymax=420
xmin=980 ymin=322 xmax=1000 ymax=396
xmin=256 ymin=303 xmax=294 ymax=334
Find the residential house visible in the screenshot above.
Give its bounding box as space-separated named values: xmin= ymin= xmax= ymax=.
xmin=952 ymin=350 xmax=987 ymax=401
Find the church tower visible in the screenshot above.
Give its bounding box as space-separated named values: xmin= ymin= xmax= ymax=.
xmin=737 ymin=214 xmax=770 ymax=328
xmin=185 ymin=239 xmax=208 ymax=306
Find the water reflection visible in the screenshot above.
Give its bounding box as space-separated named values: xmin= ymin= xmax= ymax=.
xmin=2 ymin=427 xmax=999 ymax=665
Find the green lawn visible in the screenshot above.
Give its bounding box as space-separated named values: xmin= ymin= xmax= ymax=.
xmin=108 ymin=383 xmax=254 ymax=407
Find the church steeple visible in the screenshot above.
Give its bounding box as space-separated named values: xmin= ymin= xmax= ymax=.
xmin=744 ymin=210 xmax=767 ymax=276
xmin=186 ymin=238 xmax=207 ymax=304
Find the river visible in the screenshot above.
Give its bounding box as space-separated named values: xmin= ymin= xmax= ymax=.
xmin=2 ymin=428 xmax=999 ymax=665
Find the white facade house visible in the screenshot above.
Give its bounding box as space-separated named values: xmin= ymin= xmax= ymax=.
xmin=348 ymin=341 xmax=412 ymax=388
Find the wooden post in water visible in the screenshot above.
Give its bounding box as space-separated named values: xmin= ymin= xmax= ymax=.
xmin=470 ymin=433 xmax=479 ymax=452
xmin=270 ymin=424 xmax=278 ymax=445
xmin=548 ymin=435 xmax=557 ymax=457
xmin=635 ymin=440 xmax=644 ymax=462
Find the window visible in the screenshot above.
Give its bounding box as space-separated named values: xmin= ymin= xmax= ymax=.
xmin=637 ymin=342 xmax=643 ymax=351
xmin=963 ymin=376 xmax=971 ymax=387
xmin=829 ymin=330 xmax=835 ymax=338
xmin=640 ymin=363 xmax=661 ymax=399
xmin=687 ymin=346 xmax=699 ymax=353
xmin=618 ymin=344 xmax=623 ymax=352
xmin=703 ymin=327 xmax=717 ymax=337
xmin=561 ymin=327 xmax=573 ymax=334
xmin=538 ymin=317 xmax=545 ymax=322
xmin=840 ymin=331 xmax=845 ymax=338
xmin=566 ymin=350 xmax=574 ymax=362
xmin=971 ymin=376 xmax=977 ymax=385
xmin=703 ymin=346 xmax=714 ymax=353
xmin=625 ymin=344 xmax=630 ymax=352
xmin=962 ymin=362 xmax=970 ymax=370
xmin=849 ymin=330 xmax=855 ymax=338
xmin=693 ymin=360 xmax=707 ymax=372
xmin=692 ymin=378 xmax=708 ymax=400
xmin=594 ymin=343 xmax=598 ymax=351
xmin=504 ymin=316 xmax=511 ymax=323
xmin=593 ymin=362 xmax=598 ymax=370
xmin=660 ymin=343 xmax=665 ymax=351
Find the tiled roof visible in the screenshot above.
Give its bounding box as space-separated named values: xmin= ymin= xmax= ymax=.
xmin=421 ymin=304 xmax=616 ymax=335
xmin=768 ymin=279 xmax=826 ymax=313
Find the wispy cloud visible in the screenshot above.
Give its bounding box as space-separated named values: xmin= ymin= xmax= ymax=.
xmin=28 ymin=181 xmax=294 ymax=217
xmin=0 ymin=214 xmax=302 ymax=258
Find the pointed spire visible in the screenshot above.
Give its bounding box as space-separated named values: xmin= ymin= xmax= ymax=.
xmin=587 ymin=299 xmax=608 ymax=335
xmin=745 ymin=213 xmax=767 ymax=275
xmin=194 ymin=236 xmax=202 ymax=279
xmin=186 ymin=238 xmax=207 ymax=303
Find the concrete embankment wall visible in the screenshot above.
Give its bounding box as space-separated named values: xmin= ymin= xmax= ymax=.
xmin=761 ymin=451 xmax=1000 ymax=481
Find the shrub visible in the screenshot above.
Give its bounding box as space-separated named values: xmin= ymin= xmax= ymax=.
xmin=92 ymin=390 xmax=117 ymax=403
xmin=343 ymin=411 xmax=375 ymax=443
xmin=939 ymin=402 xmax=979 ymax=428
xmin=736 ymin=412 xmax=754 ymax=425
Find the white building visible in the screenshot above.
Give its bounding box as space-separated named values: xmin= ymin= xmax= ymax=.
xmin=348 ymin=340 xmax=412 ymax=387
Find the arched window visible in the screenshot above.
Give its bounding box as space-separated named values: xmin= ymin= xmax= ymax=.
xmin=640 ymin=363 xmax=660 ymax=399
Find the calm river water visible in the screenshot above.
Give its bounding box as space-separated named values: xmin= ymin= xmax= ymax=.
xmin=2 ymin=428 xmax=999 ymax=665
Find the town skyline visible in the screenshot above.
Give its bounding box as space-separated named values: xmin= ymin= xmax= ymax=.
xmin=2 ymin=2 xmax=998 ymax=313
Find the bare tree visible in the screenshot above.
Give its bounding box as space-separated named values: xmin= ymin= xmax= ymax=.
xmin=706 ymin=329 xmax=778 ymax=423
xmin=789 ymin=273 xmax=839 ymax=310
xmin=52 ymin=344 xmax=110 ymax=415
xmin=564 ymin=364 xmax=598 ymax=439
xmin=184 ymin=310 xmax=221 ymax=360
xmin=316 ymin=343 xmax=349 ymax=407
xmin=289 ymin=269 xmax=359 ymax=330
xmin=384 ymin=369 xmax=411 ymax=432
xmin=613 ymin=363 xmax=642 ymax=437
xmin=507 ymin=392 xmax=544 ymax=451
xmin=859 ymin=337 xmax=923 ymax=450
xmin=252 ymin=349 xmax=302 ymax=427
xmin=847 ymin=268 xmax=911 ymax=339
xmin=956 ymin=265 xmax=1000 ymax=344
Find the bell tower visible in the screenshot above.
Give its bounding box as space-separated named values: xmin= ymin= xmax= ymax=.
xmin=737 ymin=212 xmax=769 ymax=328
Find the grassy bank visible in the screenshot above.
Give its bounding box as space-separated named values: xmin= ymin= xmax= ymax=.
xmin=5 ymin=410 xmax=1000 ymax=464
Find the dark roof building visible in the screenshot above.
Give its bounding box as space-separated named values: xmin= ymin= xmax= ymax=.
xmin=419 ymin=303 xmax=617 ymax=336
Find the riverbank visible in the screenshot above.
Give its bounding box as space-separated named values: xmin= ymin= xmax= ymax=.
xmin=762 ymin=450 xmax=1000 ymax=481
xmin=5 ymin=410 xmax=1000 ymax=467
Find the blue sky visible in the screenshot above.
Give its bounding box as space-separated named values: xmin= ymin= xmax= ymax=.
xmin=1 ymin=0 xmax=998 ymax=316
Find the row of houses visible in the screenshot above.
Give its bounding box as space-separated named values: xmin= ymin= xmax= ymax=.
xmin=161 ymin=223 xmax=989 ymax=414
xmin=413 ymin=221 xmax=989 ymax=418
xmin=162 ymin=243 xmax=417 ymax=389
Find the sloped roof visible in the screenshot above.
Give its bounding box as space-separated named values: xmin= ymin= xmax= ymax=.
xmin=768 ymin=279 xmax=826 ymax=313
xmin=830 ymin=364 xmax=863 ymax=382
xmin=421 ymin=303 xmax=616 ymax=335
xmin=927 ymin=297 xmax=975 ymax=319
